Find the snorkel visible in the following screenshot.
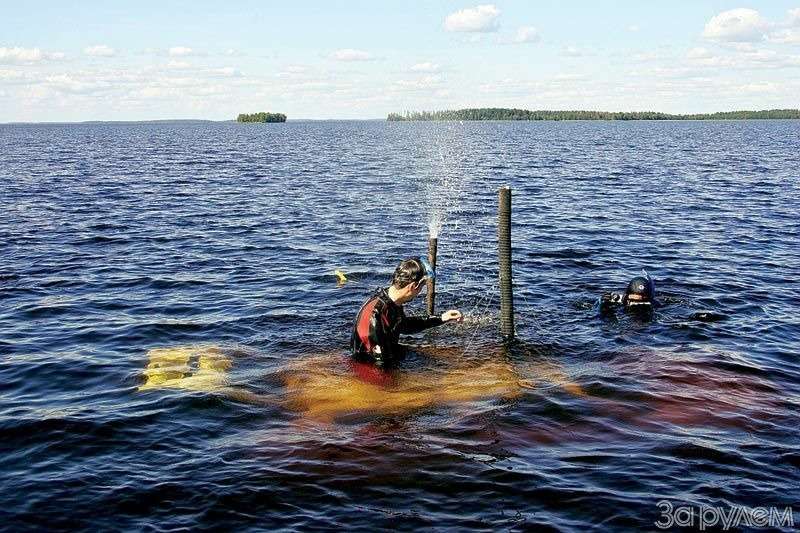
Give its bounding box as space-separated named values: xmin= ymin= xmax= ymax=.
xmin=642 ymin=269 xmax=655 ymax=301
xmin=419 ymin=256 xmax=435 ymax=282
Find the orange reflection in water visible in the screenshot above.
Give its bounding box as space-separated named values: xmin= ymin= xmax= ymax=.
xmin=281 ymin=353 xmax=521 ymax=422
xmin=139 ymin=344 xmax=780 ymax=436
xmin=279 ymin=343 xmax=588 ymax=422
xmin=138 ymin=343 xmax=586 ymax=423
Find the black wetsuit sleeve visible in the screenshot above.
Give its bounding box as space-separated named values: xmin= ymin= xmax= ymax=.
xmin=399 ymin=314 xmax=444 ymax=335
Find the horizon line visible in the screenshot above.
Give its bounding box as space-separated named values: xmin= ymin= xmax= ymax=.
xmin=4 ymin=107 xmax=800 ymax=125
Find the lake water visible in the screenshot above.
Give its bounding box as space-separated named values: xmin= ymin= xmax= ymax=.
xmin=1 ymin=120 xmax=799 ymax=531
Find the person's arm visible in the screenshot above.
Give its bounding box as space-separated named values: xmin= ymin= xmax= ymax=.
xmin=400 ymin=314 xmax=443 ymax=335
xmin=399 ymin=310 xmax=462 ymax=334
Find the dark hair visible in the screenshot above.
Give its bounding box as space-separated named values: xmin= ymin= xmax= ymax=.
xmin=391 ymin=258 xmax=424 ymax=288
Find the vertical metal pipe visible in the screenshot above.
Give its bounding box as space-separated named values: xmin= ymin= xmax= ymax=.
xmin=498 ymin=187 xmax=515 ymax=339
xmin=426 ymin=237 xmax=438 ymax=316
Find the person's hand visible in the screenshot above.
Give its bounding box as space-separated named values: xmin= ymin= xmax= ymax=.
xmin=441 ymin=310 xmax=463 ymax=323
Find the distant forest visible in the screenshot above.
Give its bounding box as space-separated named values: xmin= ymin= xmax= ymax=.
xmin=387 ymin=108 xmax=800 ymax=121
xmin=237 ymin=112 xmax=287 ymax=123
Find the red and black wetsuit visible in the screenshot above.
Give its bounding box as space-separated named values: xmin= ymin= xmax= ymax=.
xmin=350 ymin=287 xmax=443 ymax=368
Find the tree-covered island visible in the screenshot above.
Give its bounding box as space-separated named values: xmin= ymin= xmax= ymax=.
xmin=237 ymin=112 xmax=287 ymax=123
xmin=387 ymin=108 xmax=800 ymax=121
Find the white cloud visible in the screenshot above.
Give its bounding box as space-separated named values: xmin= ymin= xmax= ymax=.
xmin=293 ymin=81 xmax=334 ymax=90
xmin=770 ymin=28 xmax=800 ymax=44
xmin=393 ymin=75 xmax=443 ymax=91
xmin=276 ymin=65 xmax=311 ymax=78
xmin=628 ymin=25 xmax=640 ymax=32
xmin=0 ymin=63 xmax=256 ymax=117
xmin=513 ymin=26 xmax=540 ymax=44
xmin=166 ymin=60 xmax=192 ymax=69
xmin=476 ymin=76 xmax=607 ymax=101
xmin=768 ymin=9 xmax=800 ymax=43
xmin=741 ymin=48 xmax=800 ymax=67
xmin=727 ymin=42 xmax=757 ymax=52
xmin=477 ymin=77 xmax=535 ymax=95
xmin=687 ymin=47 xmax=712 ymax=59
xmin=562 ymin=46 xmax=585 ymax=57
xmin=20 ymin=85 xmax=53 ymax=101
xmin=45 ymin=74 xmax=111 ymax=94
xmin=632 ymin=51 xmax=663 ymax=62
xmin=84 ymin=45 xmax=116 ymax=57
xmin=0 ymin=69 xmax=30 ymax=82
xmin=680 ymin=44 xmax=800 ymax=71
xmin=0 ymin=47 xmax=65 ymax=64
xmin=210 ymin=67 xmax=242 ymax=77
xmin=552 ymin=73 xmax=586 ymax=82
xmin=787 ymin=8 xmax=800 ymax=26
xmin=0 ymin=47 xmax=43 ymax=63
xmin=129 ymin=87 xmax=180 ymax=99
xmin=702 ymin=8 xmax=768 ymax=42
xmin=410 ymin=62 xmax=441 ymax=72
xmin=169 ymin=46 xmax=195 ymax=57
xmin=444 ymin=4 xmax=500 ymax=33
xmin=737 ymin=81 xmax=779 ymax=93
xmin=330 ymin=49 xmax=374 ymax=61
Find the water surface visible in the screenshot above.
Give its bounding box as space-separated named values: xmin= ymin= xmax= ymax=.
xmin=1 ymin=120 xmax=799 ymax=530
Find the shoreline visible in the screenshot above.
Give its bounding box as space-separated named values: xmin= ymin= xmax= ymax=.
xmin=3 ymin=117 xmax=800 ymax=126
xmin=388 ymin=108 xmax=800 ymax=122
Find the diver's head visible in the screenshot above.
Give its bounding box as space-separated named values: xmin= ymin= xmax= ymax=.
xmin=624 ymin=276 xmax=655 ymax=307
xmin=390 ymin=257 xmax=434 ymax=303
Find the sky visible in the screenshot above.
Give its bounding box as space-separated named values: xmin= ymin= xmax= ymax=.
xmin=1 ymin=1 xmax=800 ymax=121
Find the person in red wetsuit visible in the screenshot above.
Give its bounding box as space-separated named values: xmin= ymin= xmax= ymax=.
xmin=350 ymin=257 xmax=462 ymax=369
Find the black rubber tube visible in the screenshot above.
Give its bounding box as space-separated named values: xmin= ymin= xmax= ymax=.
xmin=426 ymin=237 xmax=438 ymax=316
xmin=498 ymin=187 xmax=515 ymax=339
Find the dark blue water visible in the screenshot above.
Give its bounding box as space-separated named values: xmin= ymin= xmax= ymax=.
xmin=1 ymin=120 xmax=799 ymax=531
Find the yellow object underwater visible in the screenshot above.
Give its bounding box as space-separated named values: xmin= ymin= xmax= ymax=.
xmin=334 ymin=269 xmax=347 ymax=285
xmin=139 ymin=345 xmax=232 ymax=392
